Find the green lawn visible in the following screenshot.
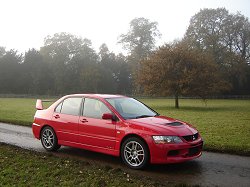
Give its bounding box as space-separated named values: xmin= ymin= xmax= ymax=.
xmin=0 ymin=97 xmax=249 ymax=155
xmin=0 ymin=98 xmax=53 ymax=126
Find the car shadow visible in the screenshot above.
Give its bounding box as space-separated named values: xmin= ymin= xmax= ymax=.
xmin=148 ymin=160 xmax=203 ymax=174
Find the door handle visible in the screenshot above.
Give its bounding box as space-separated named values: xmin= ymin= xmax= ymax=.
xmin=54 ymin=114 xmax=60 ymax=119
xmin=80 ymin=119 xmax=88 ymax=123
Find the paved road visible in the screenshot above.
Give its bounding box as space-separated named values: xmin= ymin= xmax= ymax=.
xmin=0 ymin=122 xmax=250 ymax=186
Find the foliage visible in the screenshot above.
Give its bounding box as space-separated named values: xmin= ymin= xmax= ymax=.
xmin=118 ymin=18 xmax=161 ymax=94
xmin=40 ymin=33 xmax=99 ymax=94
xmin=0 ymin=50 xmax=23 ymax=93
xmin=0 ymin=47 xmax=6 ymax=57
xmin=119 ymin=17 xmax=161 ymax=60
xmin=138 ymin=41 xmax=230 ymax=108
xmin=0 ymin=10 xmax=250 ymax=96
xmin=0 ymin=33 xmax=132 ymax=95
xmin=98 ymin=44 xmax=132 ymax=94
xmin=23 ymin=49 xmax=53 ymax=94
xmin=185 ymin=8 xmax=250 ymax=94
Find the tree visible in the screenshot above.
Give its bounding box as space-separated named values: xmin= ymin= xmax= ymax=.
xmin=185 ymin=8 xmax=250 ymax=94
xmin=113 ymin=54 xmax=132 ymax=94
xmin=40 ymin=33 xmax=99 ymax=94
xmin=40 ymin=33 xmax=81 ymax=94
xmin=231 ymin=13 xmax=250 ymax=62
xmin=23 ymin=49 xmax=53 ymax=94
xmin=118 ymin=17 xmax=161 ymax=61
xmin=99 ymin=43 xmax=111 ymax=62
xmin=138 ymin=41 xmax=230 ymax=108
xmin=0 ymin=47 xmax=6 ymax=58
xmin=185 ymin=8 xmax=230 ymax=63
xmin=98 ymin=44 xmax=132 ymax=94
xmin=118 ymin=17 xmax=161 ymax=93
xmin=0 ymin=50 xmax=23 ymax=93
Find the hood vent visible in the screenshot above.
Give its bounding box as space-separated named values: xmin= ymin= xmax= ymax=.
xmin=165 ymin=122 xmax=183 ymax=126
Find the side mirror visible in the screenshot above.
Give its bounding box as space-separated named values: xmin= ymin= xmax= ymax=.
xmin=102 ymin=113 xmax=114 ymax=120
xmin=36 ymin=99 xmax=43 ymax=110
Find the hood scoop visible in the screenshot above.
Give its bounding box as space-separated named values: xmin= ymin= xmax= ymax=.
xmin=164 ymin=122 xmax=183 ymax=126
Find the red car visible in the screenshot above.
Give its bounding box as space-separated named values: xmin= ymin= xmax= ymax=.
xmin=32 ymin=94 xmax=203 ymax=169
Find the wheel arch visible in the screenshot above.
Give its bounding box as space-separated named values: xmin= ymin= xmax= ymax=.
xmin=39 ymin=124 xmax=61 ymax=151
xmin=39 ymin=124 xmax=54 ymax=139
xmin=120 ymin=133 xmax=151 ymax=158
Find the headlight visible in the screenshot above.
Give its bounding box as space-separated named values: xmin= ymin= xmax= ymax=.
xmin=152 ymin=136 xmax=183 ymax=144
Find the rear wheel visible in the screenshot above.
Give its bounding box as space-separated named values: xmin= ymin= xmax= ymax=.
xmin=121 ymin=137 xmax=149 ymax=169
xmin=41 ymin=126 xmax=61 ymax=151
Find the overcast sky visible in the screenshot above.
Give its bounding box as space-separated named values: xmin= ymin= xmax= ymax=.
xmin=0 ymin=0 xmax=250 ymax=54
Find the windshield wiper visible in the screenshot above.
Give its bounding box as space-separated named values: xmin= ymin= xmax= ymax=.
xmin=135 ymin=115 xmax=153 ymax=119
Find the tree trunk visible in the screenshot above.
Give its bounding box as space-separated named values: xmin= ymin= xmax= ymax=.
xmin=175 ymin=94 xmax=179 ymax=109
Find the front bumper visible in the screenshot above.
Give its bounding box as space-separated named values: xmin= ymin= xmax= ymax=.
xmin=150 ymin=138 xmax=203 ymax=164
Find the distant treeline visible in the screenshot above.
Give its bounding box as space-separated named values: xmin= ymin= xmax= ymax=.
xmin=0 ymin=8 xmax=249 ymax=97
xmin=0 ymin=42 xmax=132 ymax=95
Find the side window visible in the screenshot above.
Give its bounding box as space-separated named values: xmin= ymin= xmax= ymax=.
xmin=55 ymin=102 xmax=63 ymax=113
xmin=60 ymin=97 xmax=82 ymax=116
xmin=83 ymin=98 xmax=111 ymax=119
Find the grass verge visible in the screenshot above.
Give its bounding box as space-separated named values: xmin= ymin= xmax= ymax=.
xmin=0 ymin=143 xmax=182 ymax=187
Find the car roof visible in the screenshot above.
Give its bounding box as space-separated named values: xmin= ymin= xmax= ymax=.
xmin=64 ymin=94 xmax=127 ymax=99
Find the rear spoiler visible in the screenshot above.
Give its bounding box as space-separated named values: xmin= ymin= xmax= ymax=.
xmin=36 ymin=99 xmax=54 ymax=110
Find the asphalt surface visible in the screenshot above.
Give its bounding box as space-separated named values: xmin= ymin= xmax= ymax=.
xmin=0 ymin=122 xmax=250 ymax=186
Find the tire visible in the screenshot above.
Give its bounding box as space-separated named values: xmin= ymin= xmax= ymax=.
xmin=121 ymin=137 xmax=149 ymax=169
xmin=41 ymin=126 xmax=61 ymax=151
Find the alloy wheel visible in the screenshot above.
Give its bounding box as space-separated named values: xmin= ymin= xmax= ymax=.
xmin=42 ymin=128 xmax=55 ymax=149
xmin=124 ymin=140 xmax=145 ymax=167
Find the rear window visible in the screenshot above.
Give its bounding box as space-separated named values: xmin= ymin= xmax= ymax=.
xmin=55 ymin=102 xmax=63 ymax=113
xmin=59 ymin=97 xmax=82 ymax=116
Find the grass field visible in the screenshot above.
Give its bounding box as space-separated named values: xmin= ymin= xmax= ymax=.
xmin=0 ymin=97 xmax=249 ymax=155
xmin=0 ymin=143 xmax=172 ymax=186
xmin=0 ymin=98 xmax=52 ymax=126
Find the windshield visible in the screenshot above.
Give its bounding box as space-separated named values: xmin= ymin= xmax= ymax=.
xmin=106 ymin=97 xmax=158 ymax=119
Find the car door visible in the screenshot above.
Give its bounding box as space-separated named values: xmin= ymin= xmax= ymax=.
xmin=78 ymin=97 xmax=116 ymax=149
xmin=51 ymin=97 xmax=82 ymax=143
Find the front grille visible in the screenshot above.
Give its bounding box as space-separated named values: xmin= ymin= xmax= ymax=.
xmin=182 ymin=133 xmax=199 ymax=142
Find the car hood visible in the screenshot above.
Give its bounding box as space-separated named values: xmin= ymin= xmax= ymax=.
xmin=126 ymin=116 xmax=197 ymax=136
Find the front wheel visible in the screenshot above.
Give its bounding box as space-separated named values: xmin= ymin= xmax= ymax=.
xmin=41 ymin=126 xmax=61 ymax=151
xmin=121 ymin=137 xmax=149 ymax=169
